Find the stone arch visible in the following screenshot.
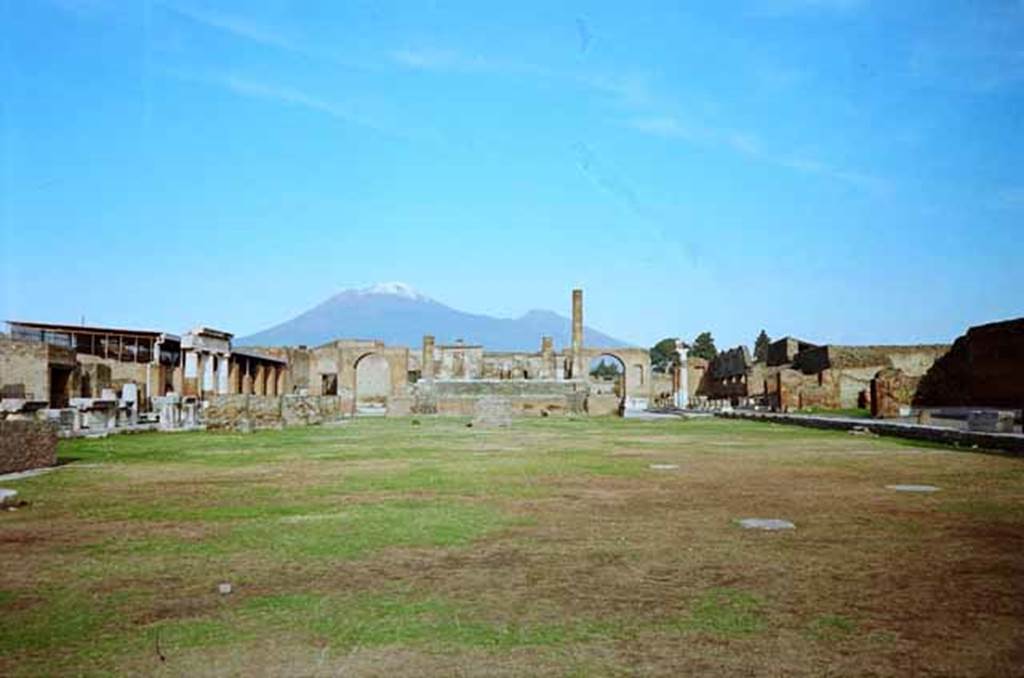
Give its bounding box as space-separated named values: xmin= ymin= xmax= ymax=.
xmin=580 ymin=346 xmax=653 ymax=413
xmin=587 ymin=352 xmax=628 ymax=416
xmin=353 ymin=351 xmax=391 ymax=415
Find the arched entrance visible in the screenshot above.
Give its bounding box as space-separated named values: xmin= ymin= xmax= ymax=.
xmin=588 ymin=353 xmax=626 ymax=416
xmin=354 ymin=353 xmax=390 ymax=416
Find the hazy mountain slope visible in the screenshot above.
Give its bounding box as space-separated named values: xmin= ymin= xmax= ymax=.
xmin=236 ymin=283 xmax=630 ymax=350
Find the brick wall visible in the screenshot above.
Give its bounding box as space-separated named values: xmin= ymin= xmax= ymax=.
xmin=0 ymin=419 xmax=58 ymax=474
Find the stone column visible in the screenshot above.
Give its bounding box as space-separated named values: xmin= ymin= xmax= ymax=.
xmin=422 ymin=335 xmax=435 ymax=381
xmin=540 ymin=336 xmax=554 ymax=379
xmin=254 ymin=364 xmax=266 ymax=396
xmin=570 ymin=289 xmax=584 ymax=379
xmin=202 ymin=353 xmax=215 ymax=394
xmin=266 ymin=366 xmax=277 ymax=397
xmin=276 ymin=367 xmax=287 ymax=395
xmin=229 ymin=360 xmax=240 ymax=394
xmin=217 ymin=354 xmax=230 ymax=395
xmin=674 ymin=340 xmax=689 ymax=409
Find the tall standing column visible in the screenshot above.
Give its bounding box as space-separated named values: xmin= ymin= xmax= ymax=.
xmin=571 ymin=289 xmax=584 ymax=379
xmin=217 ymin=354 xmax=230 ymax=394
xmin=421 ymin=335 xmax=435 ymax=381
xmin=674 ymin=340 xmax=689 ymax=409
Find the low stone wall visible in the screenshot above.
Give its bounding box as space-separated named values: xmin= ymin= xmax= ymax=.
xmin=204 ymin=395 xmax=348 ymax=430
xmin=414 ymin=380 xmax=587 ymax=417
xmin=720 ymin=411 xmax=1024 ymax=455
xmin=0 ymin=419 xmax=58 ymax=473
xmin=587 ymin=394 xmax=622 ymax=416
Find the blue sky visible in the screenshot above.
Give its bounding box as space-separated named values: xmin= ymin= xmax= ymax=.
xmin=2 ymin=0 xmax=1022 ymax=350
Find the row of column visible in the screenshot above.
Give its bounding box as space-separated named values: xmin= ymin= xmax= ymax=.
xmin=227 ymin=360 xmax=287 ymax=396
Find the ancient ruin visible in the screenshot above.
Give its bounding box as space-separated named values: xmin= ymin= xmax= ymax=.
xmin=0 ymin=289 xmax=663 ymax=436
xmin=2 ymin=288 xmax=1021 ymax=449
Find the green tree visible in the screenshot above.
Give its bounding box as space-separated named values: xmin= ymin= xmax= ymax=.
xmin=590 ymin=360 xmax=622 ymax=380
xmin=688 ymin=332 xmax=717 ymax=361
xmin=649 ymin=337 xmax=681 ymax=373
xmin=754 ymin=329 xmax=771 ymax=362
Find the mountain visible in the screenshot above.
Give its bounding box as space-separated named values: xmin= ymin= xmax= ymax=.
xmin=236 ymin=283 xmax=632 ymax=351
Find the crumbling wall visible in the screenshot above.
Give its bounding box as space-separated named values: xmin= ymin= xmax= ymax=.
xmin=204 ymin=394 xmax=348 ymax=430
xmin=78 ymin=354 xmax=148 ymax=399
xmin=651 ymin=372 xmax=674 ymax=408
xmin=871 ymin=368 xmax=920 ymax=418
xmin=481 ymin=352 xmax=552 ymax=380
xmin=436 ymin=345 xmax=484 ymax=379
xmin=414 ymin=380 xmax=586 ymax=417
xmin=916 ymin=318 xmax=1024 ymax=411
xmin=587 ymin=394 xmax=622 ymax=416
xmin=0 ymin=338 xmax=52 ymax=400
xmin=0 ymin=419 xmax=57 ymax=474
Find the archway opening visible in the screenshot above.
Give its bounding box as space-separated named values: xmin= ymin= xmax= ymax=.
xmin=354 ymin=353 xmax=390 ymax=416
xmin=588 ymin=354 xmax=626 ymax=416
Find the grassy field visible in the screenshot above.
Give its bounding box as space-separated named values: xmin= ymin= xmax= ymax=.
xmin=1 ymin=416 xmax=1022 ymax=676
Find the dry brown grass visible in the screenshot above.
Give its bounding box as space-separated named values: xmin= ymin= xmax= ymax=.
xmin=1 ymin=417 xmax=1022 ymax=676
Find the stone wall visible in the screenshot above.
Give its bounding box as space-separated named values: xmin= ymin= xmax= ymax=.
xmin=0 ymin=337 xmax=51 ymax=400
xmin=414 ymin=380 xmax=587 ymax=417
xmin=794 ymin=345 xmax=948 ymax=377
xmin=916 ymin=318 xmax=1024 ymax=411
xmin=203 ymin=394 xmax=348 ymax=430
xmin=0 ymin=338 xmax=76 ymax=402
xmin=871 ymin=368 xmax=920 ymax=418
xmin=77 ymin=354 xmax=150 ymax=400
xmin=0 ymin=419 xmax=57 ymax=474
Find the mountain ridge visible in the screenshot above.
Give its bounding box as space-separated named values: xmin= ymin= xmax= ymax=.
xmin=236 ymin=284 xmax=631 ymax=351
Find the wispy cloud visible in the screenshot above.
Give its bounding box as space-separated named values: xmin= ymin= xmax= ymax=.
xmin=162 ymin=4 xmax=297 ymax=52
xmin=628 ymin=115 xmax=883 ymax=191
xmin=391 ymin=48 xmax=473 ymax=71
xmin=166 ymin=70 xmax=401 ymax=137
xmin=572 ymin=142 xmax=645 ymax=216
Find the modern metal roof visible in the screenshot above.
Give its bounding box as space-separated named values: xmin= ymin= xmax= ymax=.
xmin=6 ymin=320 xmax=179 ymax=341
xmin=230 ymin=348 xmax=288 ymax=364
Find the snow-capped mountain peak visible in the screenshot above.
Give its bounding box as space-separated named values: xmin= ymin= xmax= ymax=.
xmin=353 ymin=282 xmax=429 ymax=301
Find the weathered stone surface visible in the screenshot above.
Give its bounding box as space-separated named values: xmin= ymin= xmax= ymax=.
xmin=916 ymin=318 xmax=1024 ymax=412
xmin=0 ymin=419 xmax=57 ymax=474
xmin=738 ymin=518 xmax=795 ymax=530
xmin=967 ymin=410 xmax=1016 ymax=433
xmin=206 ymin=395 xmax=346 ymax=430
xmin=886 ymin=484 xmax=940 ymax=493
xmin=473 ymin=396 xmax=513 ymax=428
xmin=871 ymin=368 xmax=921 ymax=419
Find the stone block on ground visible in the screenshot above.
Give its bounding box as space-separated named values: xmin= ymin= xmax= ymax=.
xmin=472 ymin=396 xmax=512 ymax=428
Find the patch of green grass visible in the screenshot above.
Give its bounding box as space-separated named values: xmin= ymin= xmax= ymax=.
xmin=0 ymin=591 xmax=114 ymax=655
xmin=668 ymin=588 xmax=766 ymax=637
xmin=241 ymin=592 xmax=620 ymax=650
xmin=806 ymin=614 xmax=856 ymax=641
xmin=98 ymin=499 xmax=517 ymax=561
xmin=149 ymin=618 xmax=244 ymax=650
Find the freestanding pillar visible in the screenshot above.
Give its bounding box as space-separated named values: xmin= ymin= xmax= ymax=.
xmin=571 ymin=289 xmax=584 ymax=379
xmin=540 ymin=336 xmax=554 ymax=379
xmin=422 ymin=335 xmax=435 ymax=381
xmin=674 ymin=340 xmax=689 ymax=409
